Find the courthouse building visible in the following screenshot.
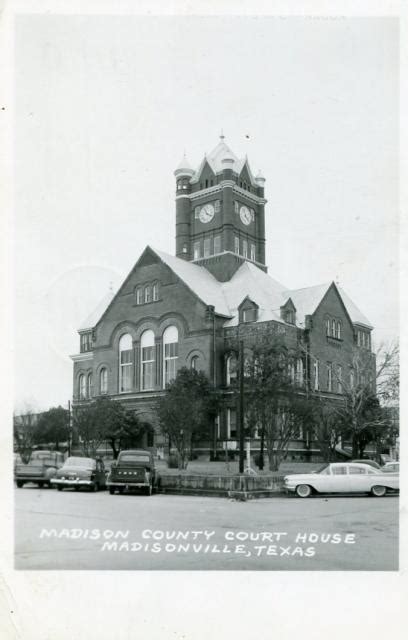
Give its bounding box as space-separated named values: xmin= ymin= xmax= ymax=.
xmin=71 ymin=136 xmax=375 ymax=459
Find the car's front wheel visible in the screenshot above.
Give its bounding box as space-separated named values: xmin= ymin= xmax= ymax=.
xmin=16 ymin=480 xmax=24 ymax=488
xmin=371 ymin=485 xmax=387 ymax=497
xmin=57 ymin=485 xmax=63 ymax=491
xmin=109 ymin=487 xmax=115 ymax=495
xmin=295 ymin=484 xmax=312 ymax=498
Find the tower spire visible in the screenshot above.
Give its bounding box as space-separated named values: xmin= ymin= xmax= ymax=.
xmin=219 ymin=129 xmax=225 ymax=141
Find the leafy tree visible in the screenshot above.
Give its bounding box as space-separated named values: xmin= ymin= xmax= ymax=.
xmin=310 ymin=399 xmax=343 ymax=462
xmin=243 ymin=334 xmax=305 ymax=471
xmin=13 ymin=408 xmax=42 ymax=462
xmin=36 ymin=406 xmax=69 ymax=450
xmin=73 ymin=396 xmax=147 ymax=458
xmin=155 ymin=367 xmax=217 ymax=469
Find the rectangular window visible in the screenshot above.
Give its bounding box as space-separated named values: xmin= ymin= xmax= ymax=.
xmin=243 ymin=308 xmax=257 ymax=323
xmin=141 ymin=346 xmax=154 ymax=390
xmin=337 ymin=365 xmax=342 ymax=393
xmin=250 ymin=244 xmax=256 ymax=261
xmin=214 ymin=235 xmax=221 ymax=254
xmin=195 ymin=207 xmax=200 ymax=219
xmin=193 ymin=241 xmax=200 ymax=260
xmin=327 ymin=363 xmax=332 ymax=392
xmin=242 ymin=240 xmax=248 ymax=258
xmin=203 ymin=237 xmax=211 ymax=257
xmin=234 ymin=201 xmax=239 ymax=214
xmin=120 ymin=349 xmax=133 ymax=392
xmin=314 ymin=360 xmax=319 ymax=391
xmin=164 ymin=342 xmax=178 ymax=386
xmin=215 ymin=200 xmax=221 ymax=213
xmin=234 ymin=235 xmax=240 ymax=254
xmin=227 ymin=408 xmax=237 ymax=439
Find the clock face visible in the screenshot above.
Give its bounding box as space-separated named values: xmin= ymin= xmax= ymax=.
xmin=199 ymin=203 xmax=215 ymax=224
xmin=240 ymin=205 xmax=252 ymax=226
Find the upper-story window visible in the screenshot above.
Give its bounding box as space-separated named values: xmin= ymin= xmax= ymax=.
xmin=78 ymin=374 xmax=86 ymax=400
xmin=242 ymin=240 xmax=248 ymax=258
xmin=326 ymin=319 xmax=331 ymax=336
xmin=226 ymin=353 xmax=238 ymax=386
xmin=214 ymin=200 xmax=220 ymax=212
xmin=250 ymin=244 xmax=256 ymax=262
xmin=144 ymin=285 xmax=152 ymax=304
xmin=141 ymin=330 xmax=155 ymax=391
xmin=119 ymin=333 xmax=133 ymax=393
xmin=327 ymin=363 xmax=333 ymax=392
xmin=163 ymin=325 xmax=178 ymax=387
xmin=326 ymin=317 xmax=342 ymax=339
xmin=332 ymin=319 xmax=336 ymax=337
xmin=99 ymin=367 xmax=108 ymax=395
xmin=87 ymin=373 xmax=93 ymax=398
xmin=234 ymin=235 xmax=240 ymax=254
xmin=234 ymin=201 xmax=239 ymax=214
xmin=243 ymin=308 xmax=257 ymax=323
xmin=313 ymin=359 xmax=319 ymax=391
xmin=337 ymin=365 xmax=342 ymax=393
xmin=286 ymin=310 xmax=295 ymax=325
xmin=182 ymin=178 xmax=189 ymax=190
xmin=152 ymin=282 xmax=159 ymax=301
xmin=80 ymin=332 xmax=92 ymax=353
xmin=214 ymin=235 xmax=221 ymax=254
xmin=194 ymin=241 xmax=200 ymax=260
xmin=296 ymin=358 xmax=304 ymax=386
xmin=136 ymin=287 xmax=143 ymax=305
xmin=191 ymin=355 xmax=199 ymax=371
xmin=337 ymin=321 xmax=341 ymax=340
xmin=204 ymin=237 xmax=211 ymax=258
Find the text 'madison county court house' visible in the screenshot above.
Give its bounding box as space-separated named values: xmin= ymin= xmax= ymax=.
xmin=71 ymin=136 xmax=375 ymax=459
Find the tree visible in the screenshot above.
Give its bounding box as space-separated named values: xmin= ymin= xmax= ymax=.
xmin=243 ymin=334 xmax=306 ymax=471
xmin=72 ymin=397 xmax=147 ymax=458
xmin=310 ymin=398 xmax=343 ymax=462
xmin=36 ymin=406 xmax=69 ymax=450
xmin=155 ymin=368 xmax=217 ymax=469
xmin=13 ymin=408 xmax=42 ymax=462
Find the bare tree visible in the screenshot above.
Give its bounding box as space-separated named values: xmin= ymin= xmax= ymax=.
xmin=13 ymin=407 xmax=42 ymax=463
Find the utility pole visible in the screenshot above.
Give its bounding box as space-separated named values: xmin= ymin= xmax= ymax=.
xmin=239 ymin=339 xmax=245 ymax=473
xmin=67 ymin=400 xmax=72 ymax=456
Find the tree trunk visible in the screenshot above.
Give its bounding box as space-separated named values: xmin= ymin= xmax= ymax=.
xmin=352 ymin=432 xmax=359 ymax=458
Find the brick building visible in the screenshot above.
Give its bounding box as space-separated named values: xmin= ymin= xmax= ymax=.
xmin=71 ymin=136 xmax=375 ymax=460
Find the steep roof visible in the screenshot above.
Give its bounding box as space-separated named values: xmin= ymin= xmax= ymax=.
xmin=190 ymin=139 xmax=255 ymax=185
xmin=77 ymin=249 xmax=372 ymax=333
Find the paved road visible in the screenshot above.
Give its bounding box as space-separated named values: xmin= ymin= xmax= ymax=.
xmin=15 ymin=486 xmax=399 ymax=570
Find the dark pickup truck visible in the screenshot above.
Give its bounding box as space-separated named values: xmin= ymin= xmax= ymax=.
xmin=107 ymin=449 xmax=156 ymax=496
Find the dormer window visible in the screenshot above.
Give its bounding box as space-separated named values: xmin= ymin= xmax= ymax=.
xmin=80 ymin=332 xmax=92 ymax=353
xmin=280 ymin=299 xmax=296 ymax=326
xmin=243 ymin=308 xmax=257 ymax=323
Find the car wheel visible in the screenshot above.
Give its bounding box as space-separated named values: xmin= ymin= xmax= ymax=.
xmin=93 ymin=482 xmax=99 ymax=492
xmin=38 ymin=482 xmax=44 ymax=488
xmin=109 ymin=487 xmax=115 ymax=495
xmin=16 ymin=480 xmax=24 ymax=488
xmin=57 ymin=485 xmax=63 ymax=491
xmin=295 ymin=484 xmax=312 ymax=498
xmin=371 ymin=485 xmax=387 ymax=497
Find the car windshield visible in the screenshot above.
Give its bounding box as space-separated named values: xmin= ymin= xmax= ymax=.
xmin=313 ymin=463 xmax=330 ymax=474
xmin=119 ymin=453 xmax=151 ymax=463
xmin=64 ymin=457 xmax=95 ymax=469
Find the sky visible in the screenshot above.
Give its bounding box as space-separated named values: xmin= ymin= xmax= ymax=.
xmin=14 ymin=14 xmax=399 ymax=411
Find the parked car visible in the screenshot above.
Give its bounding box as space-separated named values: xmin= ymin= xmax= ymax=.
xmin=284 ymin=462 xmax=399 ymax=498
xmin=51 ymin=456 xmax=106 ymax=492
xmin=107 ymin=449 xmax=157 ymax=495
xmin=382 ymin=462 xmax=399 ymax=474
xmin=350 ymin=459 xmax=382 ymax=469
xmin=14 ymin=450 xmax=64 ymax=488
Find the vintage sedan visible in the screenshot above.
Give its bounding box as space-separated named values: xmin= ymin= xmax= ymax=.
xmin=51 ymin=457 xmax=106 ymax=492
xmin=15 ymin=450 xmax=64 ymax=488
xmin=284 ymin=462 xmax=399 ymax=498
xmin=382 ymin=462 xmax=399 ymax=474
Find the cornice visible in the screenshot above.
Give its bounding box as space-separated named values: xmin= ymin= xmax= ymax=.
xmin=70 ymin=352 xmax=94 ymax=362
xmin=176 ymin=182 xmax=267 ymax=205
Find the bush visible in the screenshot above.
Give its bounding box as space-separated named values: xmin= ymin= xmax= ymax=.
xmin=167 ymin=454 xmax=179 ymax=469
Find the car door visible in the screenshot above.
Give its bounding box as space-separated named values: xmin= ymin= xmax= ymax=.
xmin=96 ymin=460 xmax=106 ymax=488
xmin=325 ymin=464 xmax=349 ymax=493
xmin=347 ymin=465 xmax=371 ymax=492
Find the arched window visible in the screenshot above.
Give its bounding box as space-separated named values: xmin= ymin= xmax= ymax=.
xmin=289 ymin=360 xmax=296 ymax=384
xmin=313 ymin=359 xmax=319 ymax=391
xmin=337 ymin=321 xmax=341 ymax=340
xmin=100 ymin=367 xmax=108 ymax=394
xmin=136 ymin=287 xmax=143 ymax=305
xmin=191 ymin=355 xmax=199 ymax=371
xmin=144 ymin=285 xmax=152 ymax=304
xmin=296 ymin=358 xmax=304 ymax=386
xmin=79 ymin=374 xmax=86 ymax=400
xmin=141 ymin=330 xmax=155 ymax=390
xmin=226 ymin=354 xmax=237 ymax=386
xmin=152 ymin=282 xmax=159 ymax=301
xmin=332 ymin=319 xmax=336 ymax=337
xmin=87 ymin=373 xmax=93 ymax=398
xmin=119 ymin=333 xmax=133 ymax=393
xmin=326 ymin=319 xmax=331 ymax=336
xmin=163 ymin=325 xmax=178 ymax=387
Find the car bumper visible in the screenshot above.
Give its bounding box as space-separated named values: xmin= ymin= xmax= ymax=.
xmin=107 ymin=480 xmax=149 ymax=488
xmin=15 ymin=476 xmax=49 ymax=483
xmin=51 ymin=478 xmax=93 ymax=486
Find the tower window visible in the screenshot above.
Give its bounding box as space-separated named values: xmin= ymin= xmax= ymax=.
xmin=205 ymin=179 xmax=209 ymax=188
xmin=250 ymin=244 xmax=256 ymax=261
xmin=242 ymin=240 xmax=248 ymax=258
xmin=193 ymin=241 xmax=200 ymax=260
xmin=215 ymin=200 xmax=221 ymax=213
xmin=194 ymin=207 xmax=200 ymax=219
xmin=234 ymin=235 xmax=240 ymax=254
xmin=204 ymin=237 xmax=211 ymax=257
xmin=214 ymin=235 xmax=221 ymax=254
xmin=234 ymin=201 xmax=239 ymax=214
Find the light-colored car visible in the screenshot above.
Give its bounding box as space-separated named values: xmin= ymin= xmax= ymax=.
xmin=284 ymin=462 xmax=399 ymax=498
xmin=381 ymin=462 xmax=399 ymax=474
xmin=15 ymin=450 xmax=64 ymax=488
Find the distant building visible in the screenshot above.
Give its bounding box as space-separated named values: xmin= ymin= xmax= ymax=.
xmin=71 ymin=136 xmax=375 ymax=460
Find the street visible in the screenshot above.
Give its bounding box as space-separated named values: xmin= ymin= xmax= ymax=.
xmin=15 ymin=486 xmax=399 ymax=570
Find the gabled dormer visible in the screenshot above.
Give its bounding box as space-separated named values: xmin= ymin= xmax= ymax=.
xmin=238 ymin=296 xmax=259 ymax=324
xmin=280 ymin=298 xmax=297 ymax=325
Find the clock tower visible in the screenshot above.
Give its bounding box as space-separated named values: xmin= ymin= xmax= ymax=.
xmin=174 ymin=136 xmax=267 ymax=282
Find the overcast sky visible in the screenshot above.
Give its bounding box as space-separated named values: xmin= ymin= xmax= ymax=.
xmin=14 ymin=14 xmax=399 ymax=411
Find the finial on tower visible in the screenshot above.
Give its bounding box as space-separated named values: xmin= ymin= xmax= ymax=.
xmin=219 ymin=129 xmax=225 ymax=141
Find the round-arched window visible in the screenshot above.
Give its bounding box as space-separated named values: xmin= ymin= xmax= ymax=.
xmin=79 ymin=374 xmax=86 ymax=400
xmin=100 ymin=367 xmax=108 ymax=394
xmin=163 ymin=325 xmax=179 ymax=387
xmin=119 ymin=333 xmax=133 ymax=393
xmin=87 ymin=373 xmax=93 ymax=398
xmin=141 ymin=330 xmax=155 ymax=390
